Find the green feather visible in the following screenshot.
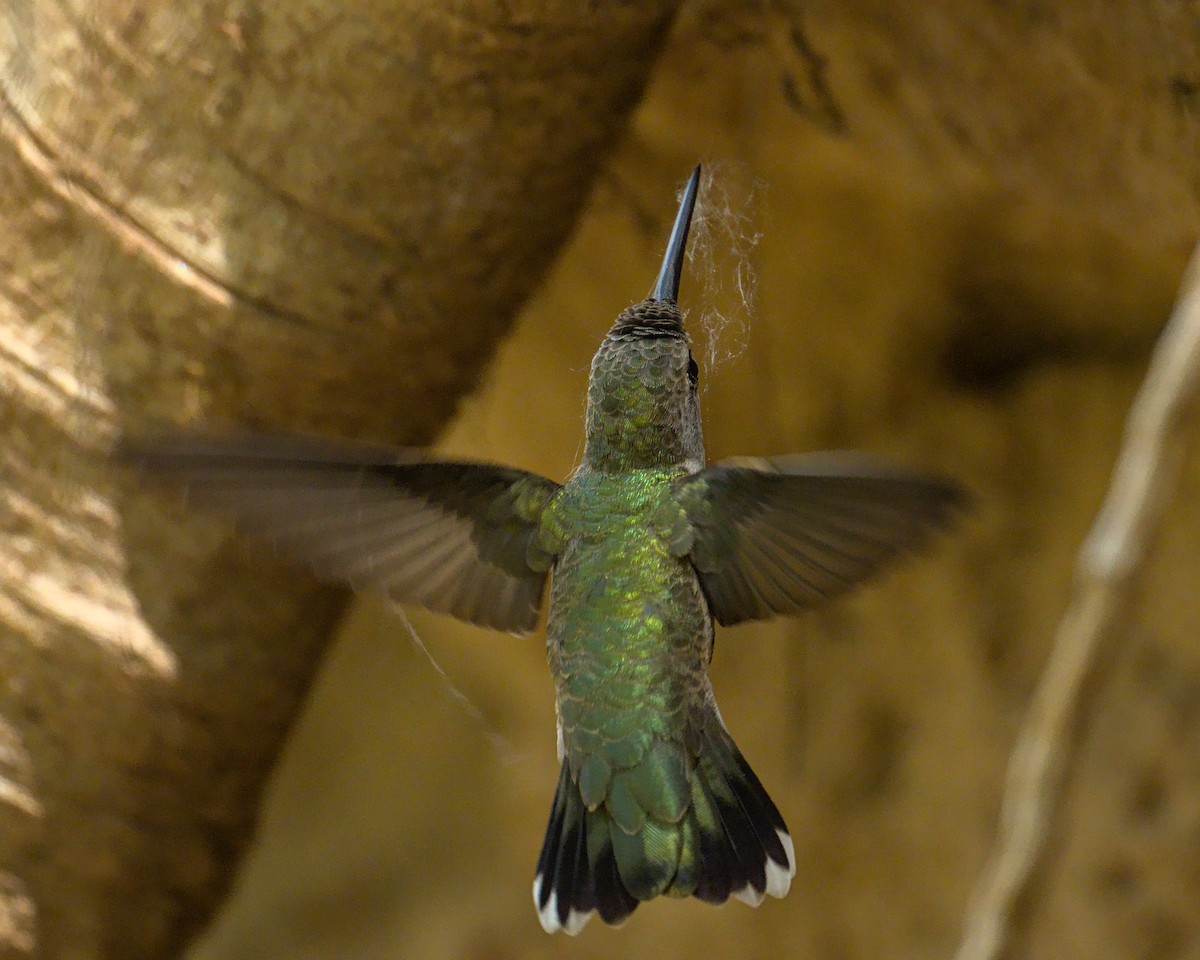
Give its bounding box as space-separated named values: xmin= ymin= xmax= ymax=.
xmin=610 ymin=817 xmax=680 ymax=901
xmin=605 ymin=774 xmax=645 ymax=836
xmin=625 ymin=739 xmax=690 ymax=824
xmin=577 ymin=754 xmax=612 ymax=810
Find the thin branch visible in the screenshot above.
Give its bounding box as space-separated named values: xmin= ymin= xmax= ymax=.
xmin=953 ymin=239 xmax=1200 ymax=960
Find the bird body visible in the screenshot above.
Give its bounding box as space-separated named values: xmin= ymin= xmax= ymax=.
xmin=537 ymin=461 xmax=726 ymax=928
xmin=121 ymin=165 xmax=964 ymax=935
xmin=530 ymin=256 xmax=799 ymax=928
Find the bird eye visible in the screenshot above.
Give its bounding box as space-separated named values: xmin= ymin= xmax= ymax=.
xmin=687 ymin=354 xmax=699 ymax=387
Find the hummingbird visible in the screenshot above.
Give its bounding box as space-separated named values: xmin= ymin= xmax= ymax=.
xmin=121 ymin=165 xmax=965 ymax=934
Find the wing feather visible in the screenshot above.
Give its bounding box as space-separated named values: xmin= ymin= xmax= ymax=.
xmin=676 ymin=453 xmax=966 ymax=626
xmin=120 ymin=433 xmax=561 ymax=633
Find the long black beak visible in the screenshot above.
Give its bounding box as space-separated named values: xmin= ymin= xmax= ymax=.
xmin=650 ymin=164 xmax=701 ymax=303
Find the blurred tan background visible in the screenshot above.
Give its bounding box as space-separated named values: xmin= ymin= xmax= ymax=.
xmin=5 ymin=1 xmax=1200 ymax=958
xmin=189 ymin=6 xmax=1200 ymax=960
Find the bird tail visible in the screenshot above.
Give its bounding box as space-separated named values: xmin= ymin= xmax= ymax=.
xmin=533 ymin=721 xmax=795 ymax=934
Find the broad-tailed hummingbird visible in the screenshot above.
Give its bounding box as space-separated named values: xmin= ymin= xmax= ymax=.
xmin=122 ymin=165 xmax=964 ymax=934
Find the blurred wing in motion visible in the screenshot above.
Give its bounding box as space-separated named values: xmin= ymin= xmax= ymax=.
xmin=119 ymin=434 xmax=562 ymax=633
xmin=675 ymin=453 xmax=968 ymax=626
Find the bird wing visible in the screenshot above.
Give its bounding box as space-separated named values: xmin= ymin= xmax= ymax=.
xmin=673 ymin=453 xmax=967 ymax=626
xmin=119 ymin=433 xmax=561 ymax=633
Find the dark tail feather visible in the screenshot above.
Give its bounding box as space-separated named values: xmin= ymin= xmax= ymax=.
xmin=534 ymin=765 xmax=634 ymax=934
xmin=533 ymin=764 xmax=567 ymax=915
xmin=533 ymin=725 xmax=794 ymax=934
xmin=689 ymin=723 xmax=795 ymax=907
xmin=590 ymin=821 xmax=639 ymax=925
